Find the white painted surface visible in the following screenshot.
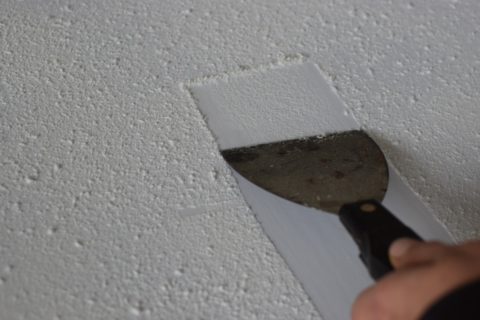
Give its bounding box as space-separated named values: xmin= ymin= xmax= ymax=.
xmin=1 ymin=1 xmax=479 ymax=319
xmin=191 ymin=62 xmax=451 ymax=320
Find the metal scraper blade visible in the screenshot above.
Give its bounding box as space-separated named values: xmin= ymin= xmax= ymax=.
xmin=221 ymin=130 xmax=389 ymax=214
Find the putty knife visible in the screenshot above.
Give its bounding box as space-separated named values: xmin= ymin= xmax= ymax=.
xmin=221 ymin=129 xmax=421 ymax=280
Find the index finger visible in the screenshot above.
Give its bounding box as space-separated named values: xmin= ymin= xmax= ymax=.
xmin=389 ymin=239 xmax=450 ymax=270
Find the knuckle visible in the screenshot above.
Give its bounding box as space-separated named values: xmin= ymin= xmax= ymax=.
xmin=414 ymin=241 xmax=449 ymax=256
xmin=425 ymin=241 xmax=448 ymax=250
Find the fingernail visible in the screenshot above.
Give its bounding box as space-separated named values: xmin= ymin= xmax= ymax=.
xmin=389 ymin=238 xmax=417 ymax=258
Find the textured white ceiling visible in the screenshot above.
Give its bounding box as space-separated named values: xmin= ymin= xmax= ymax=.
xmin=1 ymin=0 xmax=479 ymax=319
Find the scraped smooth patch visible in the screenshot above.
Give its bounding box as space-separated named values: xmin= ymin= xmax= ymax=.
xmin=189 ymin=61 xmax=357 ymax=150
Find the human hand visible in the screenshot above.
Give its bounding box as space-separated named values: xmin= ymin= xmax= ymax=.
xmin=352 ymin=238 xmax=480 ymax=320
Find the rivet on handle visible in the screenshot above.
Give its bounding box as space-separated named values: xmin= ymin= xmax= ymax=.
xmin=360 ymin=203 xmax=377 ymax=213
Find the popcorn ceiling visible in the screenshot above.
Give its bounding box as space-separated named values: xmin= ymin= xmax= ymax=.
xmin=0 ymin=0 xmax=479 ymax=319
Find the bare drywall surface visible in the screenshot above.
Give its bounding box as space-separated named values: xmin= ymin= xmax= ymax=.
xmin=0 ymin=0 xmax=479 ymax=319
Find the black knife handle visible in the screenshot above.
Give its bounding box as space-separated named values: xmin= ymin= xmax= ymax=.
xmin=339 ymin=199 xmax=423 ymax=280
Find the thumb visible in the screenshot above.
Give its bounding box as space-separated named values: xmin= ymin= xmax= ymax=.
xmin=389 ymin=238 xmax=449 ymax=269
